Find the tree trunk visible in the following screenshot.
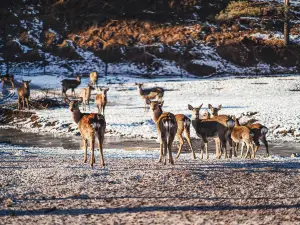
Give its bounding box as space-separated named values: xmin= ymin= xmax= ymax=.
xmin=284 ymin=0 xmax=290 ymax=46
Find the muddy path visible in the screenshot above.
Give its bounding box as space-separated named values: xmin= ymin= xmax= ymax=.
xmin=0 ymin=128 xmax=299 ymax=157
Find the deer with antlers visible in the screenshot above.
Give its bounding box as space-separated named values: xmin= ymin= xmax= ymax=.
xmin=17 ymin=80 xmax=31 ymax=110
xmin=147 ymin=100 xmax=196 ymax=160
xmin=135 ymin=83 xmax=164 ymax=111
xmin=188 ymin=104 xmax=233 ymax=159
xmin=65 ymin=99 xmax=106 ymax=168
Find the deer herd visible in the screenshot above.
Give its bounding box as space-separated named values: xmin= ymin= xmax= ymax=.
xmin=2 ymin=72 xmax=269 ymax=168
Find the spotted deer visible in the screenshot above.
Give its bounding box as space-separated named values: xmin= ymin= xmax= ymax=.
xmin=135 ymin=83 xmax=164 ymax=111
xmin=1 ymin=74 xmax=15 ymax=89
xmin=61 ymin=76 xmax=81 ymax=97
xmin=65 ymin=99 xmax=106 ymax=168
xmin=95 ymin=88 xmax=109 ymax=116
xmin=231 ymin=117 xmax=255 ymax=159
xmin=17 ymin=80 xmax=31 ymax=110
xmin=147 ymin=100 xmax=196 ymax=160
xmin=156 ymin=112 xmax=177 ymax=165
xmin=79 ymin=84 xmax=95 ymax=111
xmin=188 ymin=104 xmax=233 ymax=159
xmin=90 ymin=71 xmax=99 ymax=89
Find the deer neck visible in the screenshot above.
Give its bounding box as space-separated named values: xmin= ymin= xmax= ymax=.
xmin=72 ymin=109 xmax=82 ymax=124
xmin=152 ymin=108 xmax=162 ymax=123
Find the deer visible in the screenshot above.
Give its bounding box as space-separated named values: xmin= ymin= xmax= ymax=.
xmin=61 ymin=76 xmax=81 ymax=97
xmin=156 ymin=112 xmax=178 ymax=165
xmin=90 ymin=71 xmax=99 ymax=89
xmin=246 ymin=122 xmax=269 ymax=157
xmin=147 ymin=100 xmax=196 ymax=160
xmin=1 ymin=74 xmax=15 ymax=89
xmin=95 ymin=88 xmax=109 ymax=116
xmin=17 ymin=80 xmax=31 ymax=110
xmin=79 ymin=84 xmax=95 ymax=111
xmin=65 ymin=98 xmax=106 ymax=168
xmin=188 ymin=104 xmax=233 ymax=160
xmin=135 ymin=83 xmax=164 ymax=111
xmin=231 ymin=117 xmax=255 ymax=159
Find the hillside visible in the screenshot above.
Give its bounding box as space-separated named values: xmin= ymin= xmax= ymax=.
xmin=0 ymin=0 xmax=300 ymax=77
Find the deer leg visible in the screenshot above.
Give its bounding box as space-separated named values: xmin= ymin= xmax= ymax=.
xmin=163 ymin=139 xmax=167 ymax=165
xmin=83 ymin=138 xmax=88 ymax=163
xmin=25 ymin=97 xmax=30 ymax=110
xmin=98 ymin=132 xmax=105 ymax=168
xmin=184 ymin=127 xmax=196 ymax=159
xmin=214 ymin=138 xmax=220 ymax=159
xmin=240 ymin=142 xmax=244 ymax=158
xmin=175 ymin=134 xmax=184 ymax=160
xmin=168 ymin=137 xmax=174 ymax=165
xmin=11 ymin=81 xmax=14 ymax=89
xmin=22 ymin=97 xmax=25 ymax=110
xmin=251 ymin=143 xmax=256 ymax=159
xmin=103 ymin=106 xmax=105 ymax=116
xmin=260 ymin=136 xmax=269 ymax=157
xmin=18 ymin=97 xmax=20 ymax=110
xmin=90 ymin=138 xmax=95 ymax=168
xmin=158 ymin=142 xmax=163 ymax=163
xmin=244 ymin=142 xmax=250 ymax=159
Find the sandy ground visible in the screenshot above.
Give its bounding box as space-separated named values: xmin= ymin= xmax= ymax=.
xmin=1 ymin=146 xmax=300 ymax=224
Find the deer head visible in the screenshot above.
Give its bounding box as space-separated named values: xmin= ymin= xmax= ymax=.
xmin=100 ymin=87 xmax=109 ymax=95
xmin=188 ymin=104 xmax=203 ymax=120
xmin=208 ymin=104 xmax=222 ymax=116
xmin=22 ymin=80 xmax=31 ymax=88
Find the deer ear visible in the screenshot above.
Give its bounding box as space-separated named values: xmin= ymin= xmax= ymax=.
xmin=218 ymin=104 xmax=222 ymax=110
xmin=145 ymin=98 xmax=151 ymax=105
xmin=64 ymin=98 xmax=70 ymax=104
xmin=199 ymin=103 xmax=203 ymax=109
xmin=208 ymin=104 xmax=212 ymax=110
xmin=106 ymin=88 xmax=109 ymax=91
xmin=22 ymin=80 xmax=25 ymax=83
xmin=28 ymin=80 xmax=31 ymax=83
xmin=188 ymin=104 xmax=194 ymax=110
xmin=159 ymin=101 xmax=164 ymax=107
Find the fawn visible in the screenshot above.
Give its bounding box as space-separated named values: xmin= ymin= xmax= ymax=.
xmin=65 ymin=98 xmax=106 ymax=168
xmin=79 ymin=84 xmax=95 ymax=111
xmin=148 ymin=100 xmax=196 ymax=160
xmin=17 ymin=80 xmax=31 ymax=110
xmin=61 ymin=76 xmax=81 ymax=97
xmin=231 ymin=117 xmax=255 ymax=159
xmin=95 ymin=88 xmax=109 ymax=116
xmin=135 ymin=83 xmax=164 ymax=111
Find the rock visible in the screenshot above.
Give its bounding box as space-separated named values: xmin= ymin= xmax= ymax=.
xmin=185 ymin=62 xmax=216 ymax=76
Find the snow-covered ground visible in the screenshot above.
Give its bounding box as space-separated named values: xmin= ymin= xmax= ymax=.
xmin=2 ymin=74 xmax=300 ymax=144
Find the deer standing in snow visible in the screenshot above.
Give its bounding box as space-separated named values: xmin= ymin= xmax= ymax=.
xmin=231 ymin=117 xmax=255 ymax=159
xmin=246 ymin=123 xmax=269 ymax=157
xmin=17 ymin=80 xmax=31 ymax=110
xmin=61 ymin=76 xmax=81 ymax=97
xmin=188 ymin=104 xmax=233 ymax=159
xmin=90 ymin=71 xmax=99 ymax=89
xmin=79 ymin=84 xmax=95 ymax=111
xmin=95 ymin=88 xmax=109 ymax=116
xmin=135 ymin=83 xmax=164 ymax=111
xmin=65 ymin=98 xmax=106 ymax=168
xmin=147 ymin=100 xmax=196 ymax=160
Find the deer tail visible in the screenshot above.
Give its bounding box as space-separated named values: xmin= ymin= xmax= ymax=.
xmin=261 ymin=126 xmax=268 ymax=135
xmin=91 ymin=114 xmax=105 ymax=132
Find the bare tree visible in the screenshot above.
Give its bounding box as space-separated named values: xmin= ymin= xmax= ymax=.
xmin=284 ymin=0 xmax=290 ymax=46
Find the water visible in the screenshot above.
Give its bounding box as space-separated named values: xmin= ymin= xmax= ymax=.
xmin=0 ymin=128 xmax=299 ymax=157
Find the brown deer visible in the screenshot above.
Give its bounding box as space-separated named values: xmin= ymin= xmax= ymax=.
xmin=95 ymin=88 xmax=109 ymax=116
xmin=147 ymin=100 xmax=196 ymax=160
xmin=1 ymin=74 xmax=15 ymax=88
xmin=246 ymin=122 xmax=269 ymax=157
xmin=17 ymin=80 xmax=31 ymax=110
xmin=231 ymin=117 xmax=255 ymax=159
xmin=188 ymin=104 xmax=233 ymax=159
xmin=90 ymin=71 xmax=99 ymax=89
xmin=79 ymin=84 xmax=95 ymax=111
xmin=135 ymin=83 xmax=164 ymax=111
xmin=61 ymin=76 xmax=81 ymax=97
xmin=65 ymin=98 xmax=106 ymax=168
xmin=156 ymin=112 xmax=177 ymax=165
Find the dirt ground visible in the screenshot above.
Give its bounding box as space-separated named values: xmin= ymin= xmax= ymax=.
xmin=1 ymin=146 xmax=300 ymax=225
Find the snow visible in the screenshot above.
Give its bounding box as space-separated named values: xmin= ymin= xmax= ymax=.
xmin=2 ymin=74 xmax=300 ymax=145
xmin=12 ymin=39 xmax=32 ymax=53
